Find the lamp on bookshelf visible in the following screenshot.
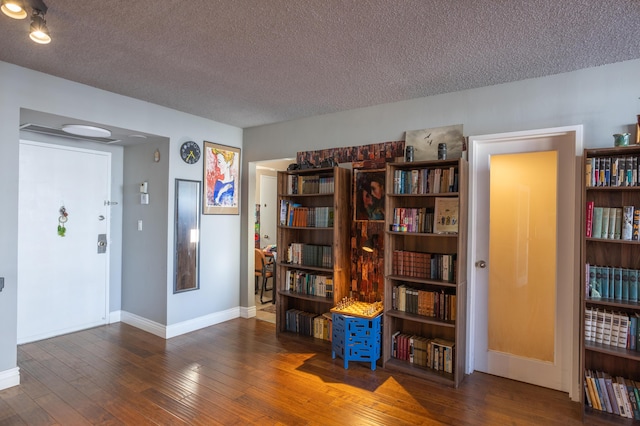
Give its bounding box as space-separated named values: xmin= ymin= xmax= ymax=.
xmin=362 ymin=234 xmax=379 ymax=253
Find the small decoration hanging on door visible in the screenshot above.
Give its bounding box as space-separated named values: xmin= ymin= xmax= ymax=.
xmin=58 ymin=206 xmax=68 ymax=237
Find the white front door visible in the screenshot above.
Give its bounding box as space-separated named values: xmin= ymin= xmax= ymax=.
xmin=18 ymin=140 xmax=110 ymax=344
xmin=260 ymin=175 xmax=277 ymax=247
xmin=469 ymin=126 xmax=582 ymax=399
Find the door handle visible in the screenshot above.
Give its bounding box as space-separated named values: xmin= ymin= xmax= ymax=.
xmin=475 ymin=260 xmax=487 ymax=268
xmin=263 ymin=234 xmax=270 ymax=239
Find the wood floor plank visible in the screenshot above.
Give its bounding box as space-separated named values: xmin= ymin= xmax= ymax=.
xmin=0 ymin=319 xmax=607 ymax=425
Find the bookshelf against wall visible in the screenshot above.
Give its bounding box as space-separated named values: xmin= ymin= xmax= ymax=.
xmin=275 ymin=166 xmax=351 ymax=339
xmin=383 ymin=158 xmax=468 ymax=388
xmin=582 ymin=146 xmax=640 ymax=421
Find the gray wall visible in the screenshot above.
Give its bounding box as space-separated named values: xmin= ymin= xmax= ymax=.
xmin=122 ymin=141 xmax=170 ymax=324
xmin=0 ymin=61 xmax=242 ymax=377
xmin=240 ymin=58 xmax=640 ymax=313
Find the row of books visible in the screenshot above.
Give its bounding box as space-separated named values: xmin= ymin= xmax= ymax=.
xmin=279 ymin=201 xmax=334 ymax=227
xmin=585 ymin=155 xmax=640 ymax=188
xmin=584 ymin=370 xmax=640 ymax=419
xmin=392 ymin=167 xmax=458 ymax=194
xmin=585 ymin=202 xmax=640 ymax=240
xmin=584 ymin=308 xmax=630 ymax=349
xmin=391 ymin=332 xmax=455 ymax=374
xmin=283 ymin=270 xmax=333 ymax=298
xmin=392 ymin=250 xmax=456 ymax=282
xmin=390 ymin=207 xmax=434 ymax=233
xmin=286 ymin=174 xmax=334 ymax=195
xmin=284 ymin=243 xmax=333 ymax=268
xmin=285 ymin=309 xmax=332 ymax=341
xmin=392 ymin=285 xmax=457 ymax=321
xmin=586 ymin=264 xmax=640 ymax=301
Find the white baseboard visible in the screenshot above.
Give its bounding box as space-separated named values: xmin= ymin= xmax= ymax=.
xmin=166 ymin=307 xmax=240 ymax=338
xmin=0 ymin=367 xmax=20 ymax=391
xmin=109 ymin=310 xmax=122 ymax=323
xmin=120 ymin=311 xmax=166 ymax=338
xmin=241 ymin=305 xmax=257 ymax=318
xmin=121 ymin=307 xmax=241 ymax=339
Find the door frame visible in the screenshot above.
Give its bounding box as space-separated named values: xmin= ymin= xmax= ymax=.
xmin=467 ymin=125 xmax=583 ymax=401
xmin=259 ymin=174 xmax=277 ymax=247
xmin=18 ymin=139 xmax=111 ymax=343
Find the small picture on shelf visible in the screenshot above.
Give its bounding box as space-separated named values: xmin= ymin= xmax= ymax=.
xmin=433 ymin=197 xmax=459 ymax=234
xmin=354 ymin=169 xmax=385 ymax=222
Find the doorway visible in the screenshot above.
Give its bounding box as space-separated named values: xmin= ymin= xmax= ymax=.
xmin=17 ymin=140 xmax=111 ymax=344
xmin=469 ymin=126 xmax=582 ymax=401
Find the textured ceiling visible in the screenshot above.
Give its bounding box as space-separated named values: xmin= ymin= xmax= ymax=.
xmin=1 ymin=0 xmax=640 ymax=129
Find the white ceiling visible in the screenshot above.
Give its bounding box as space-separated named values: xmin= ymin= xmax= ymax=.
xmin=2 ymin=0 xmax=640 ymax=131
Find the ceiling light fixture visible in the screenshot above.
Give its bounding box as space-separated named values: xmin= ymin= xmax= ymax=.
xmin=1 ymin=0 xmax=51 ymax=44
xmin=1 ymin=0 xmax=27 ymax=19
xmin=29 ymin=7 xmax=50 ymax=44
xmin=61 ymin=124 xmax=112 ymax=138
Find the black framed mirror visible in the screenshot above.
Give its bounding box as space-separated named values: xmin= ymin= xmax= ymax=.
xmin=174 ymin=179 xmax=201 ymax=293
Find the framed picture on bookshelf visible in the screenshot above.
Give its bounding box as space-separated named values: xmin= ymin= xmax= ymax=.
xmin=203 ymin=141 xmax=241 ymax=215
xmin=354 ymin=168 xmax=385 ymax=222
xmin=433 ymin=197 xmax=459 ymax=234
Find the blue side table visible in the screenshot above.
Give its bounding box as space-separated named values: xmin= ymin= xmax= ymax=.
xmin=331 ymin=313 xmax=381 ymax=370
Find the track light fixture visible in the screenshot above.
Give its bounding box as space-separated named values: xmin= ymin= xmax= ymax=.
xmin=1 ymin=0 xmax=27 ymax=19
xmin=29 ymin=8 xmax=50 ymax=44
xmin=1 ymin=0 xmax=50 ymax=44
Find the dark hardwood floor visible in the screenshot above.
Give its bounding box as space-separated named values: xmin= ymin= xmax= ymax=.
xmin=0 ymin=318 xmax=618 ymax=425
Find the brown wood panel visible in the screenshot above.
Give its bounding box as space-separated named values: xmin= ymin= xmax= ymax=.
xmin=0 ymin=320 xmax=605 ymax=425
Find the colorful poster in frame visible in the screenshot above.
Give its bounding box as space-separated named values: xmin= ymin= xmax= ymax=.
xmin=354 ymin=168 xmax=385 ymax=222
xmin=203 ymin=141 xmax=241 ymax=215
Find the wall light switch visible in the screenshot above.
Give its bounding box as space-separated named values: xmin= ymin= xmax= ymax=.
xmin=140 ymin=193 xmax=149 ymax=204
xmin=137 ymin=220 xmax=143 ymax=231
xmin=140 ymin=181 xmax=148 ymax=193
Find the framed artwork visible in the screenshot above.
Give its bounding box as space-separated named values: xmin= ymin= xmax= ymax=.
xmin=433 ymin=197 xmax=459 ymax=234
xmin=203 ymin=141 xmax=241 ymax=215
xmin=405 ymin=124 xmax=465 ymax=161
xmin=174 ymin=179 xmax=201 ymax=293
xmin=354 ymin=168 xmax=385 ymax=222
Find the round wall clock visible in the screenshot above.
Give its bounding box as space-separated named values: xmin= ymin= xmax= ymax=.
xmin=180 ymin=141 xmax=201 ymax=164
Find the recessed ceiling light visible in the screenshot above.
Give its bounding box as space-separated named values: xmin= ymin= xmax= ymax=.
xmin=62 ymin=124 xmax=112 ymax=138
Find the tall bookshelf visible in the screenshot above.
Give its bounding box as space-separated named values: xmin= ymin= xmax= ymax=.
xmin=582 ymin=146 xmax=640 ymax=421
xmin=382 ymin=158 xmax=468 ymax=388
xmin=275 ymin=166 xmax=351 ymax=337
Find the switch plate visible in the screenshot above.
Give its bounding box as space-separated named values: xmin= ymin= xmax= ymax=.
xmin=137 ymin=220 xmax=143 ymax=231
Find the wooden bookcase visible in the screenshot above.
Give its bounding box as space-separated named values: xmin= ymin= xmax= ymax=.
xmin=275 ymin=166 xmax=351 ymax=337
xmin=382 ymin=158 xmax=468 ymax=388
xmin=581 ymin=146 xmax=640 ymax=421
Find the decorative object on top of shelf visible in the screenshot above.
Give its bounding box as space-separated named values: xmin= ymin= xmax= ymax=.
xmin=362 ymin=234 xmax=379 ymax=253
xmin=203 ymin=141 xmax=240 ymax=215
xmin=405 ymin=124 xmax=464 ymax=161
xmin=438 ymin=143 xmax=447 ymax=160
xmin=405 ymin=145 xmax=414 ymax=162
xmin=433 ymin=197 xmax=459 ymax=234
xmin=354 ymin=168 xmax=385 ymax=222
xmin=297 ymin=140 xmax=404 ymax=166
xmin=319 ymin=157 xmax=338 ymax=168
xmin=614 ymin=133 xmax=631 ymax=147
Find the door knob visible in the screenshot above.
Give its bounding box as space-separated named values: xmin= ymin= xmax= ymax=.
xmin=263 ymin=234 xmax=270 ymax=239
xmin=475 ymin=260 xmax=487 ymax=268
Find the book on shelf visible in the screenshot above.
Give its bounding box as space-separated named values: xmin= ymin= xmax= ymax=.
xmin=622 ymin=206 xmax=634 ymax=240
xmin=585 ymin=201 xmax=594 ymax=237
xmin=592 ymin=207 xmax=604 ymax=238
xmin=601 ymin=208 xmax=611 ymax=240
xmin=634 ymin=208 xmax=640 ymax=241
